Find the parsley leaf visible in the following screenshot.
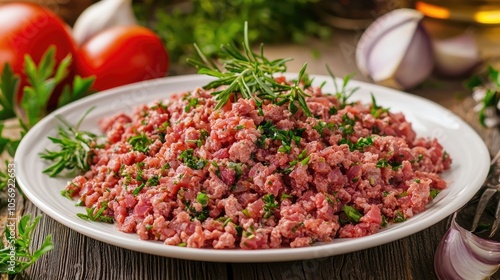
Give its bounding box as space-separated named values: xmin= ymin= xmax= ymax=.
xmin=0 ymin=215 xmax=54 ymax=274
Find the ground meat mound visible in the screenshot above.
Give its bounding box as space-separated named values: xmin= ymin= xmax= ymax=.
xmin=64 ymin=77 xmax=451 ymax=249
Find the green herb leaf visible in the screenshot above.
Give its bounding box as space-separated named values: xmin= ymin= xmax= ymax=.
xmin=76 ymin=202 xmax=113 ymax=224
xmin=0 ymin=63 xmax=19 ymax=120
xmin=342 ymin=205 xmax=362 ymax=223
xmin=178 ymin=149 xmax=207 ymax=170
xmin=39 ymin=108 xmax=101 ymax=177
xmin=188 ymin=22 xmax=313 ymax=116
xmin=0 ymin=215 xmax=54 ymax=274
xmin=262 ymin=194 xmax=279 ymax=219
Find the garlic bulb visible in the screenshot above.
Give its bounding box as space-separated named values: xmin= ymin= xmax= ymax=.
xmin=356 ymin=9 xmax=434 ymax=90
xmin=73 ymin=0 xmax=137 ymax=45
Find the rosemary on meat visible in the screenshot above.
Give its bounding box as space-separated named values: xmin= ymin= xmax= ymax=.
xmin=187 ymin=22 xmax=312 ymax=116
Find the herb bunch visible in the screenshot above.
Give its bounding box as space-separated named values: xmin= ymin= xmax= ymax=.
xmin=467 ymin=65 xmax=500 ymax=127
xmin=135 ymin=0 xmax=331 ymax=67
xmin=188 ymin=22 xmax=313 ymax=116
xmin=39 ymin=108 xmax=101 ymax=177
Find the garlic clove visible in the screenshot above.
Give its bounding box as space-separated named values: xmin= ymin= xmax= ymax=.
xmin=356 ymin=9 xmax=434 ymax=90
xmin=73 ymin=0 xmax=137 ymax=45
xmin=433 ymin=32 xmax=482 ymax=78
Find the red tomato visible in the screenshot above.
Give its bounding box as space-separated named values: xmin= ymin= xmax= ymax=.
xmin=0 ymin=3 xmax=78 ymax=106
xmin=78 ymin=26 xmax=169 ymax=91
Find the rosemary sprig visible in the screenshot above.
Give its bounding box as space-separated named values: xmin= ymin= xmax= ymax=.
xmin=39 ymin=107 xmax=101 ymax=177
xmin=187 ymin=22 xmax=312 ymax=116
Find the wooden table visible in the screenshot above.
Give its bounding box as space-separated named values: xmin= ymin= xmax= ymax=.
xmin=9 ymin=21 xmax=500 ymax=280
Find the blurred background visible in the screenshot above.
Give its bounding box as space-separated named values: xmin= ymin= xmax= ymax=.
xmin=3 ymin=0 xmax=500 ymax=108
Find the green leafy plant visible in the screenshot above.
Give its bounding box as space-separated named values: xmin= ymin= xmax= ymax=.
xmin=188 ymin=22 xmax=314 ymax=116
xmin=0 ymin=215 xmax=54 ymax=274
xmin=135 ymin=0 xmax=331 ymax=67
xmin=467 ymin=65 xmax=500 ymax=127
xmin=0 ymin=46 xmax=95 ymax=275
xmin=39 ymin=108 xmax=101 ymax=177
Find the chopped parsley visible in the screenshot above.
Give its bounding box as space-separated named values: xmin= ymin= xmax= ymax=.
xmin=196 ymin=192 xmax=209 ymax=206
xmin=394 ymin=211 xmax=406 ymax=223
xmin=178 ymin=149 xmax=207 ymax=170
xmin=262 ymin=194 xmax=279 ymax=218
xmin=256 ymin=121 xmax=305 ymax=153
xmin=376 ymin=158 xmax=403 ymax=170
xmin=132 ymin=182 xmax=146 ymax=196
xmin=227 ymin=162 xmax=243 ymax=180
xmin=342 ymin=205 xmax=362 ymax=223
xmin=430 ymin=189 xmax=440 ymax=199
xmin=184 ymin=96 xmax=200 ymax=112
xmin=127 ymin=133 xmax=152 ymax=153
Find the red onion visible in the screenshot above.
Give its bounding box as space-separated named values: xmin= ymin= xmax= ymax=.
xmin=433 ymin=32 xmax=482 ymax=78
xmin=356 ymin=9 xmax=434 ymax=90
xmin=434 ymin=212 xmax=500 ymax=279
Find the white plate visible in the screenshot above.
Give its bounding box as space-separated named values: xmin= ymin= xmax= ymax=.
xmin=16 ymin=74 xmax=490 ymax=262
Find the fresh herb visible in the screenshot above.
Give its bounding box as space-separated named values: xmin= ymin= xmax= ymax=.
xmin=0 ymin=215 xmax=54 ymax=274
xmin=227 ymin=162 xmax=243 ymax=180
xmin=256 ymin=121 xmax=305 ymax=153
xmin=313 ymin=121 xmax=327 ymax=136
xmin=292 ymin=222 xmax=304 ymax=233
xmin=262 ymin=194 xmax=279 ymax=219
xmin=136 ymin=162 xmax=145 ymax=182
xmin=188 ymin=22 xmax=312 ymax=116
xmin=430 ymin=189 xmax=440 ymax=199
xmin=339 ymin=136 xmax=373 ymax=152
xmin=376 ymin=159 xmax=390 ymax=168
xmin=177 ymin=242 xmax=187 ymax=247
xmin=161 ymin=163 xmax=171 ymax=172
xmin=232 ymin=226 xmax=242 ymax=238
xmin=235 ymin=125 xmax=245 ymax=130
xmin=184 ymin=96 xmax=200 ymax=112
xmin=342 ymin=205 xmax=362 ymax=223
xmin=466 ymin=65 xmax=500 ymax=127
xmin=128 ymin=133 xmax=152 ymax=153
xmin=280 ymin=193 xmax=293 ymax=200
xmin=326 ymin=65 xmax=359 ymax=109
xmin=0 ymin=63 xmax=18 ymax=120
xmin=381 ymin=215 xmax=388 ymax=227
xmin=414 ymin=179 xmax=421 ymax=183
xmin=370 ymin=93 xmax=389 ymax=118
xmin=394 ymin=211 xmax=406 ymax=223
xmin=242 ymin=209 xmax=250 ymax=217
xmin=398 ymin=191 xmax=408 ymax=198
xmin=76 ymin=202 xmax=113 ymax=224
xmin=143 ymin=0 xmax=330 ymax=67
xmin=60 ymin=188 xmax=75 ymax=200
xmin=196 ymin=193 xmax=209 ymax=206
xmin=182 ymin=195 xmax=210 ymax=222
xmin=39 ymin=108 xmax=100 ymax=177
xmin=178 ymin=149 xmax=207 ymax=170
xmin=132 ymin=183 xmax=146 ymax=196
xmin=391 ymin=161 xmax=403 ymax=171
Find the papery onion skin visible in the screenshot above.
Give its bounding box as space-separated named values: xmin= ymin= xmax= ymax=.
xmin=356 ymin=9 xmax=434 ymax=90
xmin=433 ymin=32 xmax=482 ymax=79
xmin=434 ymin=212 xmax=500 ymax=279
